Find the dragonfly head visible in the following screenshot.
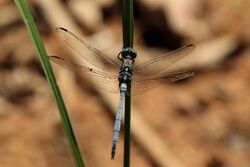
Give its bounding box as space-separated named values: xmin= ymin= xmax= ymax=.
xmin=117 ymin=47 xmax=137 ymax=62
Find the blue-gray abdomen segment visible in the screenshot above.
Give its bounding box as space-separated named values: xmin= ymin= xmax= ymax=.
xmin=111 ymin=83 xmax=127 ymax=159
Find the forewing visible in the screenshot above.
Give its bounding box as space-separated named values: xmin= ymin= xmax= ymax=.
xmin=130 ymin=71 xmax=194 ymax=95
xmin=49 ymin=56 xmax=120 ymax=93
xmin=56 ymin=27 xmax=121 ymax=70
xmin=134 ymin=44 xmax=195 ymax=76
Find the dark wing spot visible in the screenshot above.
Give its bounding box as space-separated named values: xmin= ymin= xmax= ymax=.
xmin=49 ymin=55 xmax=60 ymax=59
xmin=57 ymin=27 xmax=68 ymax=32
xmin=187 ymin=44 xmax=195 ymax=47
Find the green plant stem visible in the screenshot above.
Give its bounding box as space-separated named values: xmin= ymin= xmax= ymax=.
xmin=122 ymin=0 xmax=134 ymax=166
xmin=124 ymin=87 xmax=131 ymax=167
xmin=122 ymin=0 xmax=134 ymax=47
xmin=14 ymin=1 xmax=85 ymax=167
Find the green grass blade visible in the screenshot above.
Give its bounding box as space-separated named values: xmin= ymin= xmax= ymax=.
xmin=122 ymin=0 xmax=134 ymax=166
xmin=14 ymin=0 xmax=85 ymax=167
xmin=122 ymin=0 xmax=134 ymax=48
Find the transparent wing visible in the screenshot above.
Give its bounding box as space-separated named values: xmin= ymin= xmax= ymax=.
xmin=49 ymin=56 xmax=120 ymax=93
xmin=134 ymin=44 xmax=195 ymax=76
xmin=130 ymin=71 xmax=194 ymax=95
xmin=56 ymin=27 xmax=121 ymax=70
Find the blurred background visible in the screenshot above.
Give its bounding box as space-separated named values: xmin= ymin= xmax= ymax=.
xmin=0 ymin=0 xmax=250 ymax=167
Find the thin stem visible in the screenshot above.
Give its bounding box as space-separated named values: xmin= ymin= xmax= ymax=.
xmin=122 ymin=0 xmax=134 ymax=48
xmin=14 ymin=1 xmax=85 ymax=167
xmin=124 ymin=86 xmax=131 ymax=167
xmin=122 ymin=0 xmax=134 ymax=166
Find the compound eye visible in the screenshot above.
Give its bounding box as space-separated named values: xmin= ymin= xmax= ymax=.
xmin=121 ymin=47 xmax=137 ymax=59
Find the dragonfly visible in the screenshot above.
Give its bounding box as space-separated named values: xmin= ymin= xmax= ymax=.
xmin=49 ymin=27 xmax=195 ymax=160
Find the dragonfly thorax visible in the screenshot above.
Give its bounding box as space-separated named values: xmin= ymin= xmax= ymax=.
xmin=118 ymin=59 xmax=133 ymax=85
